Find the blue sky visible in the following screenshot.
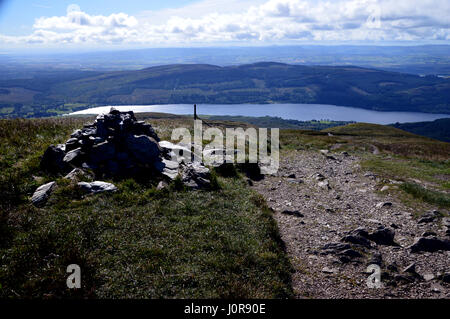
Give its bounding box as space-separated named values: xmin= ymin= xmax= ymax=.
xmin=0 ymin=0 xmax=448 ymax=49
xmin=0 ymin=0 xmax=196 ymax=35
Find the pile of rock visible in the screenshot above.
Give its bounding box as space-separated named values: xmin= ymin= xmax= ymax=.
xmin=41 ymin=109 xmax=162 ymax=177
xmin=33 ymin=109 xmax=213 ymax=207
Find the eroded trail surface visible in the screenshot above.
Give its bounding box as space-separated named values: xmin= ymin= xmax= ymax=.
xmin=252 ymin=150 xmax=450 ymax=298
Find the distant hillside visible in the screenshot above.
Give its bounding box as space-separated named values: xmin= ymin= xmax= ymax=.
xmin=0 ymin=62 xmax=449 ymax=118
xmin=390 ymin=118 xmax=450 ymax=142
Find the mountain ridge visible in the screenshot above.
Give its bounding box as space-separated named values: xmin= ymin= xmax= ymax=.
xmin=0 ymin=62 xmax=449 ymax=118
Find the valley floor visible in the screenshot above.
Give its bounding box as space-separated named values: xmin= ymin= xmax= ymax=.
xmin=252 ymin=149 xmax=449 ymax=298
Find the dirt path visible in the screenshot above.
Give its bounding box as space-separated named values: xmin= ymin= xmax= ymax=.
xmin=252 ymin=150 xmax=449 ymax=298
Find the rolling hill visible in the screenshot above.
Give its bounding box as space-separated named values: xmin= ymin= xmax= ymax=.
xmin=0 ymin=62 xmax=449 ymax=118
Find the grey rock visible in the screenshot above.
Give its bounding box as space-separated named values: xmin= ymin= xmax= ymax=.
xmin=126 ymin=134 xmax=161 ymax=164
xmin=342 ymin=227 xmax=371 ymax=248
xmin=181 ymin=163 xmax=211 ymax=189
xmin=318 ymin=180 xmax=330 ymax=190
xmin=78 ymin=181 xmax=117 ymax=195
xmin=418 ymin=210 xmax=443 ymax=224
xmin=63 ymin=147 xmax=83 ymax=165
xmin=368 ymin=226 xmax=399 ymax=246
xmin=154 ymin=158 xmax=180 ymax=180
xmin=89 ymin=141 xmax=116 ymax=163
xmin=159 ymin=140 xmax=192 ymax=163
xmin=423 ymin=274 xmax=435 ymax=281
xmin=421 ymin=231 xmax=437 ymax=237
xmin=376 ymin=202 xmax=392 ymax=209
xmin=156 ymin=181 xmax=168 ymax=190
xmin=321 ymin=267 xmax=337 ymax=274
xmin=31 ymin=181 xmax=56 ymax=207
xmin=65 ymin=138 xmax=80 ymax=152
xmin=64 ymin=168 xmax=92 ymax=181
xmin=40 ymin=144 xmax=71 ymax=173
xmin=410 ymin=236 xmax=450 ymax=253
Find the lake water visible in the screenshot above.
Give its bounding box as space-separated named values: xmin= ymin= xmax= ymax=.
xmin=69 ymin=103 xmax=450 ymax=125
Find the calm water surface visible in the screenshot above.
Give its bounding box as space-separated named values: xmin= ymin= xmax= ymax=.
xmin=70 ymin=103 xmax=450 ymax=125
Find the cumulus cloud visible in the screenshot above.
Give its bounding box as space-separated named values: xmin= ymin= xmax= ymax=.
xmin=1 ymin=0 xmax=449 ymax=47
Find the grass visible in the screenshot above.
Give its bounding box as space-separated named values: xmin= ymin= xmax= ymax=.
xmin=324 ymin=122 xmax=450 ymax=210
xmin=400 ymin=182 xmax=450 ymax=209
xmin=0 ymin=116 xmax=293 ymax=299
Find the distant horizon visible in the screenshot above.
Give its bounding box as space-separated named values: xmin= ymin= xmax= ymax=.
xmin=1 ymin=43 xmax=449 ymax=56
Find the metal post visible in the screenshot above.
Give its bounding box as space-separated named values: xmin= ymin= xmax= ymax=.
xmin=194 ymin=104 xmax=197 ymax=120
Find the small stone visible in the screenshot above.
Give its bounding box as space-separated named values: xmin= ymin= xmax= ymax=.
xmin=321 ymin=267 xmax=337 ymax=274
xmin=376 ymin=202 xmax=392 ymax=209
xmin=64 ymin=168 xmax=92 ymax=182
xmin=78 ymin=181 xmax=117 ymax=195
xmin=31 ymin=181 xmax=56 ymax=207
xmin=281 ymin=210 xmax=304 ymax=218
xmin=318 ymin=180 xmax=330 ymax=190
xmin=156 ymin=181 xmax=168 ymax=190
xmin=423 ymin=274 xmax=435 ymax=281
xmin=380 ymin=186 xmax=390 ymax=192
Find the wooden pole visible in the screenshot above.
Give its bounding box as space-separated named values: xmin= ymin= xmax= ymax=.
xmin=194 ymin=104 xmax=197 ymax=120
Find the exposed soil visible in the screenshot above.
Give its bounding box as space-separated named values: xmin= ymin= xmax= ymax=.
xmin=252 ymin=150 xmax=450 ymax=298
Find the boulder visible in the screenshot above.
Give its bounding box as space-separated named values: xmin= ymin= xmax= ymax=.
xmin=410 ymin=236 xmax=450 ymax=253
xmin=63 ymin=147 xmax=83 ymax=165
xmin=31 ymin=181 xmax=56 ymax=207
xmin=342 ymin=227 xmax=371 ymax=248
xmin=89 ymin=141 xmax=115 ymax=164
xmin=126 ymin=135 xmax=161 ymax=164
xmin=78 ymin=181 xmax=117 ymax=195
xmin=368 ymin=226 xmax=399 ymax=246
xmin=65 ymin=138 xmax=80 ymax=152
xmin=40 ymin=144 xmax=71 ymax=173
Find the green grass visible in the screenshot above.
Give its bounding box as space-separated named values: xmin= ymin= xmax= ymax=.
xmin=0 ymin=116 xmax=293 ymax=299
xmin=400 ymin=182 xmax=450 ymax=208
xmin=361 ymin=156 xmax=450 ymax=190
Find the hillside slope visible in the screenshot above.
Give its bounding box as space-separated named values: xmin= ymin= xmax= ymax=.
xmin=391 ymin=118 xmax=450 ymax=143
xmin=1 ymin=62 xmax=449 ymax=118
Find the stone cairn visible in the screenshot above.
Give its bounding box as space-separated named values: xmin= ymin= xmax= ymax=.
xmin=33 ymin=109 xmax=211 ymax=206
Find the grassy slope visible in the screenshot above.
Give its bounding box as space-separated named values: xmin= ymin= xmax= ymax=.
xmin=390 ymin=118 xmax=450 ymax=143
xmin=324 ymin=123 xmax=450 ymax=209
xmin=0 ymin=116 xmax=292 ymax=298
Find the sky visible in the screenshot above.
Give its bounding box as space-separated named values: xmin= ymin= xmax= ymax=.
xmin=0 ymin=0 xmax=449 ymax=50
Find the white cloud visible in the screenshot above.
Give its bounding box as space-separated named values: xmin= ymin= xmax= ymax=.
xmin=1 ymin=0 xmax=449 ymax=47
